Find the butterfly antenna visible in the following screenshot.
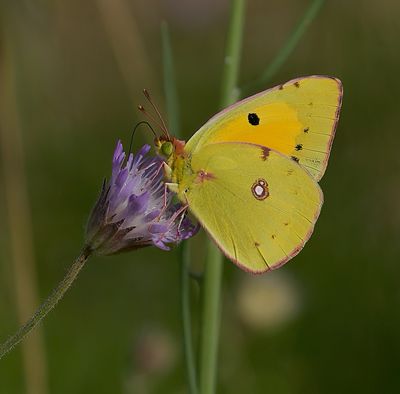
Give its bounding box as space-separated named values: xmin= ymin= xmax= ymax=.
xmin=142 ymin=89 xmax=170 ymax=139
xmin=138 ymin=104 xmax=168 ymax=137
xmin=128 ymin=121 xmax=157 ymax=156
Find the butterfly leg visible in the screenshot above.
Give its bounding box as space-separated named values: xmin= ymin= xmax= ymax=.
xmin=147 ymin=161 xmax=164 ymax=182
xmin=154 ymin=162 xmax=180 ymax=219
xmin=162 ymin=161 xmax=181 ymax=194
xmin=165 ymin=182 xmax=179 ymax=194
xmin=171 ymin=204 xmax=189 ymax=236
xmin=158 ymin=183 xmax=170 ymax=218
xmin=163 ymin=161 xmax=173 ymax=181
xmin=158 ymin=182 xmax=179 ymax=218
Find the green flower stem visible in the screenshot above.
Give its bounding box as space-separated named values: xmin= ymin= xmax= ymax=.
xmin=0 ymin=247 xmax=92 ymax=360
xmin=243 ymin=0 xmax=325 ymax=94
xmin=161 ymin=23 xmax=198 ymax=394
xmin=199 ymin=242 xmax=224 ymax=394
xmin=199 ymin=1 xmax=246 ymax=393
xmin=161 ymin=22 xmax=180 ymax=137
xmin=180 ymin=243 xmax=198 ymax=394
xmin=220 ymin=0 xmax=246 ymax=107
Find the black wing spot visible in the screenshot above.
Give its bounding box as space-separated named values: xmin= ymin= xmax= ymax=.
xmin=303 ymin=127 xmax=309 ymax=133
xmin=279 ymin=84 xmax=284 ymax=90
xmin=295 ymin=144 xmax=303 ymax=151
xmin=291 ymin=156 xmax=300 ymax=163
xmin=248 ymin=113 xmax=260 ymax=126
xmin=271 ymin=234 xmax=276 ymax=239
xmin=294 ymin=82 xmax=300 ymax=88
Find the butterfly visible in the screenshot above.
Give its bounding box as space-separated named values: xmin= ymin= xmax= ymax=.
xmin=154 ymin=76 xmax=343 ymax=273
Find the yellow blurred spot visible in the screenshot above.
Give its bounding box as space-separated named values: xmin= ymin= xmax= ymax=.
xmin=237 ymin=271 xmax=301 ymax=331
xmin=134 ymin=328 xmax=177 ymax=375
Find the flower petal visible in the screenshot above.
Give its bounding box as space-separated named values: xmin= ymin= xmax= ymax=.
xmin=148 ymin=223 xmax=169 ymax=234
xmin=144 ymin=210 xmax=160 ymax=222
xmin=126 ymin=192 xmax=149 ymax=216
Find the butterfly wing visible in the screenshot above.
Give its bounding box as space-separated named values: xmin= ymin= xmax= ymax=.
xmin=185 ymin=76 xmax=342 ymax=182
xmin=178 ymin=142 xmax=323 ymax=273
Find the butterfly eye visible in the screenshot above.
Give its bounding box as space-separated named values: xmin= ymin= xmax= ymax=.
xmin=161 ymin=141 xmax=173 ymax=157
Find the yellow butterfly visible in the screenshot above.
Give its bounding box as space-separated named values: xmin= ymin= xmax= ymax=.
xmin=156 ymin=76 xmax=343 ymax=273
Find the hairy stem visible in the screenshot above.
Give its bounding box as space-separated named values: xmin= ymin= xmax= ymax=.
xmin=0 ymin=247 xmax=92 ymax=360
xmin=199 ymin=1 xmax=246 ymax=393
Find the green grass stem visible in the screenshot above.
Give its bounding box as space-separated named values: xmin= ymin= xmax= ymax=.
xmin=199 ymin=1 xmax=246 ymax=393
xmin=161 ymin=22 xmax=198 ymax=394
xmin=243 ymin=0 xmax=325 ymax=94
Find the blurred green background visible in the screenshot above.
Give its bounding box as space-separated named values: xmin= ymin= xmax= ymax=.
xmin=0 ymin=0 xmax=399 ymax=393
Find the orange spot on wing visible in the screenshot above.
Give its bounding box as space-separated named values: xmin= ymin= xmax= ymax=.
xmin=208 ymin=102 xmax=301 ymax=156
xmin=196 ymin=170 xmax=215 ymax=183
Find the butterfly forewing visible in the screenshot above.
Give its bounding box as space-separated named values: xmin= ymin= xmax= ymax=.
xmin=186 ymin=76 xmax=342 ymax=182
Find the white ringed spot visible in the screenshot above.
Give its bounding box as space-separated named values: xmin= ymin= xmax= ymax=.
xmin=251 ymin=178 xmax=269 ymax=200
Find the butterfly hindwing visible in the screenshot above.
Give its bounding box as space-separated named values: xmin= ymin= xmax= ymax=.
xmin=178 ymin=142 xmax=323 ymax=273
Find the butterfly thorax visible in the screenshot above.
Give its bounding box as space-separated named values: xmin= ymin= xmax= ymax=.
xmin=156 ymin=137 xmax=195 ymax=198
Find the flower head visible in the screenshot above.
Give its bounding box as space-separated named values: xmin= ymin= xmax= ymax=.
xmin=85 ymin=140 xmax=198 ymax=255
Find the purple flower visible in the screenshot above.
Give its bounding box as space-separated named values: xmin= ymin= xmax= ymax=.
xmin=85 ymin=140 xmax=198 ymax=255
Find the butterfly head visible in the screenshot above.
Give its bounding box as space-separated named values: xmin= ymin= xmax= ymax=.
xmin=156 ymin=136 xmax=186 ymax=161
xmin=137 ymin=88 xmax=187 ymax=165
